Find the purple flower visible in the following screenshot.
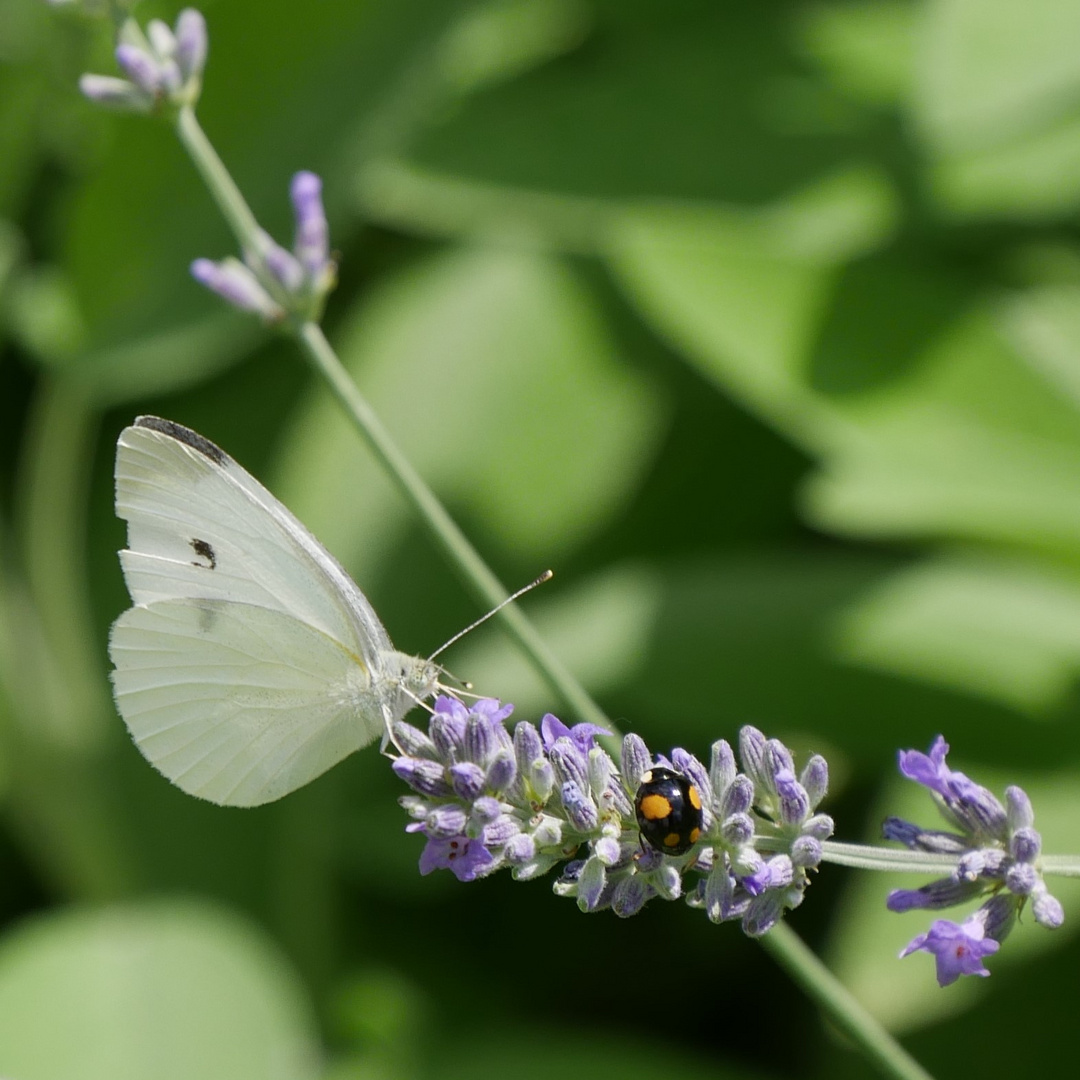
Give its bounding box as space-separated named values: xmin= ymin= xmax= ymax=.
xmin=190 ymin=257 xmax=282 ymax=320
xmin=900 ymin=915 xmax=1000 ymax=987
xmin=418 ymin=835 xmax=495 ymax=882
xmin=897 ymin=735 xmax=953 ymax=797
xmin=540 ymin=713 xmax=609 ymax=755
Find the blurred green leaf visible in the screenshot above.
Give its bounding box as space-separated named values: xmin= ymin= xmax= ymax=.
xmin=798 ymin=0 xmax=916 ymax=107
xmin=999 ymin=280 xmax=1080 ymax=409
xmin=828 ymin=767 xmax=1080 ymax=1033
xmin=4 ymin=265 xmax=87 ymax=365
xmin=0 ymin=900 xmax=322 ymax=1080
xmin=915 ymin=0 xmax=1080 ymax=217
xmin=273 ymin=245 xmax=667 ymax=569
xmin=833 ymin=554 xmax=1080 ymax=712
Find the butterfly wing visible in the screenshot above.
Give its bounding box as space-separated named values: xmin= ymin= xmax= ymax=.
xmin=110 ymin=417 xmax=433 ymax=806
xmin=111 ymin=599 xmax=383 ymax=806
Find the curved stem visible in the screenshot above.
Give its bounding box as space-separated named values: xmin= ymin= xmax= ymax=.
xmin=759 ymin=924 xmax=935 ymax=1080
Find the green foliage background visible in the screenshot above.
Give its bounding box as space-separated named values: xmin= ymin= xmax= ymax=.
xmin=3 ymin=0 xmax=1080 ymax=1076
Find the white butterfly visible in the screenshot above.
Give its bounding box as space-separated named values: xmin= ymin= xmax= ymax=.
xmin=109 ymin=416 xmax=440 ymax=807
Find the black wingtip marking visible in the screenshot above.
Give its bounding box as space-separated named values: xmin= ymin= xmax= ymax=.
xmin=190 ymin=538 xmax=217 ymax=570
xmin=134 ymin=416 xmax=228 ymax=467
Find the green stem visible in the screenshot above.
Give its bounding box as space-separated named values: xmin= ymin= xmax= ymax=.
xmin=819 ymin=841 xmax=958 ymax=874
xmin=1038 ymin=855 xmax=1080 ymax=877
xmin=759 ymin=924 xmax=935 ymax=1080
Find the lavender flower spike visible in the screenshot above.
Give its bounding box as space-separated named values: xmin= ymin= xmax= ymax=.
xmin=79 ymin=9 xmax=208 ymax=113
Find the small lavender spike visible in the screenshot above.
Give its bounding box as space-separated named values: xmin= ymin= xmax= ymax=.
xmin=1031 ymin=883 xmax=1065 ymax=929
xmin=290 ymin=171 xmax=329 ymax=277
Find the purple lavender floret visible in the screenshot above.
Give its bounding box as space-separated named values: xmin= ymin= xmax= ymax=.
xmin=889 ymin=734 xmax=1064 ymax=985
xmin=900 ymin=914 xmax=1000 ymax=987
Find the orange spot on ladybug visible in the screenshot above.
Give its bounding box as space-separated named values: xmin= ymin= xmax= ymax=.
xmin=689 ymin=827 xmax=701 ymax=844
xmin=663 ymin=832 xmax=681 ymax=849
xmin=640 ymin=793 xmax=673 ymax=821
xmin=688 ymin=785 xmax=702 ymax=811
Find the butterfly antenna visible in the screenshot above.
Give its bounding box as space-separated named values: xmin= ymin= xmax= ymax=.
xmin=428 ymin=570 xmax=553 ymax=662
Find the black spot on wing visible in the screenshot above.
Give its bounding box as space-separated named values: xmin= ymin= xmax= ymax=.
xmin=135 ymin=416 xmax=228 ymax=467
xmin=191 ymin=538 xmax=217 ymax=570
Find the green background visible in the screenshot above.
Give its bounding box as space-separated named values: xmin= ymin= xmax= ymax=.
xmin=3 ymin=0 xmax=1080 ymax=1076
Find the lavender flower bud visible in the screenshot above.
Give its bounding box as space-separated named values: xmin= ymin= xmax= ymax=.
xmin=470 ymin=796 xmax=501 ymax=825
xmin=743 ymin=891 xmax=787 ymax=937
xmin=485 ymin=750 xmax=516 ymax=793
xmin=1004 ymin=784 xmax=1034 ymax=832
xmin=704 ymin=864 xmax=734 ymax=924
xmin=529 ymin=760 xmax=555 ymax=804
xmin=586 ymin=747 xmax=612 ymax=801
xmin=655 ymin=863 xmax=682 ymax=901
xmin=531 ymin=814 xmax=563 ymax=847
xmin=1005 ymin=862 xmax=1037 ymax=896
xmin=981 ymin=894 xmax=1019 ymax=942
xmin=175 ymin=8 xmax=208 ymax=81
xmin=719 ymin=775 xmax=754 ymax=819
xmin=146 ymin=20 xmax=177 ymax=60
xmin=738 ymin=726 xmax=770 ymax=794
xmin=504 ymin=832 xmax=536 ymax=865
xmin=561 ymin=781 xmax=598 ymax=833
xmin=672 ymin=747 xmax=713 ymax=812
xmin=190 ymin=258 xmax=282 ymax=320
xmin=612 ymin=873 xmax=650 ymax=918
xmin=464 ymin=712 xmax=496 ymax=764
xmin=1031 ymin=883 xmax=1065 ymax=930
xmin=393 ymin=721 xmax=437 ymax=759
xmin=790 ymin=835 xmax=822 ymax=868
xmin=883 ymin=817 xmax=967 ymax=853
xmin=115 ymin=43 xmax=163 ymax=94
xmin=449 ymin=761 xmax=485 ymax=801
xmin=549 ymin=737 xmax=589 ymax=794
xmin=800 ymin=754 xmax=828 ymax=809
xmin=594 ymin=836 xmax=621 ymax=866
xmin=886 ymin=876 xmax=984 ymax=912
xmin=392 ymin=757 xmax=452 ymax=798
xmin=620 ymin=733 xmax=652 ymax=792
xmin=258 ymin=233 xmax=304 ymax=293
xmin=290 ymin=171 xmax=329 ymax=277
xmin=720 ymin=812 xmax=754 ymax=848
xmin=945 ymin=775 xmax=1007 ymax=840
xmin=514 ymin=721 xmax=544 ymax=770
xmin=426 ymin=805 xmax=468 ymax=838
xmin=802 ymin=813 xmax=834 ymax=840
xmin=576 ymin=856 xmax=607 ymax=911
xmin=78 ymin=74 xmax=153 ymax=112
xmin=766 ymin=739 xmax=795 ymax=781
xmin=1010 ymin=826 xmax=1041 ymax=863
xmin=775 ymin=769 xmax=810 ymax=826
xmin=482 ymin=815 xmax=519 ymax=847
xmin=709 ymin=739 xmax=737 ymax=800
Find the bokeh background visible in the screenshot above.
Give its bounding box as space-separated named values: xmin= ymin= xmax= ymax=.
xmin=3 ymin=0 xmax=1080 ymax=1076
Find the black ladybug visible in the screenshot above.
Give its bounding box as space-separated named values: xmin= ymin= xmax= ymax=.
xmin=634 ymin=767 xmax=703 ymax=855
